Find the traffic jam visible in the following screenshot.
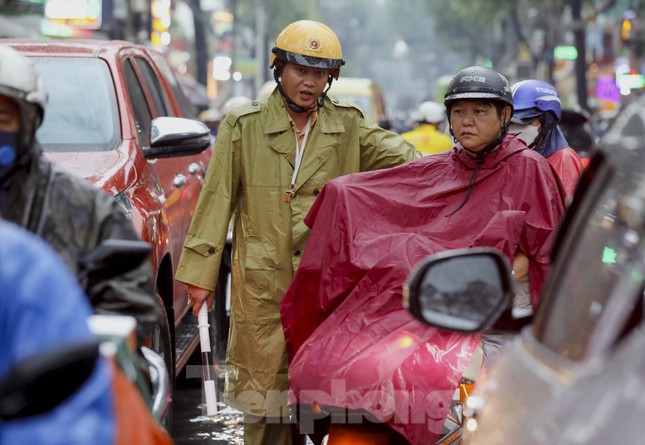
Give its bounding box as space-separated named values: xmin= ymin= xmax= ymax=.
xmin=2 ymin=1 xmax=645 ymax=445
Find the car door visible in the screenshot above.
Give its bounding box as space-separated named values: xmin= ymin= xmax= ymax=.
xmin=121 ymin=50 xmax=208 ymax=322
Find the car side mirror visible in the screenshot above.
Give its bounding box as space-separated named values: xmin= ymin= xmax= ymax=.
xmin=404 ymin=248 xmax=516 ymax=333
xmin=144 ymin=116 xmax=211 ymax=159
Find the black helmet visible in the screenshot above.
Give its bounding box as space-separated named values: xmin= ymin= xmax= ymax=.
xmin=444 ymin=66 xmax=514 ymax=114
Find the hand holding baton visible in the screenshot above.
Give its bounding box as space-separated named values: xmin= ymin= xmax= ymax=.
xmin=198 ymin=304 xmax=218 ymax=415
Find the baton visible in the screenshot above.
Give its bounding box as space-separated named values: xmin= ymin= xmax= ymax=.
xmin=198 ymin=304 xmax=218 ymax=415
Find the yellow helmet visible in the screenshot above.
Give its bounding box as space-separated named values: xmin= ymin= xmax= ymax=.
xmin=269 ymin=20 xmax=345 ymax=79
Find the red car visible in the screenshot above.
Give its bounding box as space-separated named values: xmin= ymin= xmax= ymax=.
xmin=2 ymin=38 xmax=213 ymax=401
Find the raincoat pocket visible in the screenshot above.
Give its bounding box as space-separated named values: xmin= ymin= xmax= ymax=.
xmin=183 ymin=236 xmax=219 ymax=257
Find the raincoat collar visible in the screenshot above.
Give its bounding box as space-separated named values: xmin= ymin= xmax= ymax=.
xmin=263 ymin=89 xmax=345 ymax=136
xmin=265 ymin=90 xmax=341 ymax=191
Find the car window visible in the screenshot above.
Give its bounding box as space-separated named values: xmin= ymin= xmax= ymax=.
xmin=123 ymin=59 xmax=152 ymax=147
xmin=534 ymin=155 xmax=645 ymax=362
xmin=150 ymin=52 xmax=194 ymax=118
xmin=32 ymin=58 xmax=120 ymax=152
xmin=134 ymin=58 xmax=169 ymax=116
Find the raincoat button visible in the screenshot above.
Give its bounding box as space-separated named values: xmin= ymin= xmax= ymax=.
xmin=251 ymin=100 xmax=258 ymax=106
xmin=313 ymin=189 xmax=320 ymax=195
xmin=208 ymin=247 xmax=216 ymax=254
xmin=294 ymin=250 xmax=301 ymax=256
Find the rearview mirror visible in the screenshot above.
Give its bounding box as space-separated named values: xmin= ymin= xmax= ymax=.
xmin=404 ymin=248 xmax=515 ymax=333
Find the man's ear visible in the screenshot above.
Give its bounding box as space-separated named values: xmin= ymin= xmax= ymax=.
xmin=502 ymin=106 xmax=512 ymax=125
xmin=275 ymin=61 xmax=285 ymax=76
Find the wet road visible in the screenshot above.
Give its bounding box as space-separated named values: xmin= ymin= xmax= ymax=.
xmin=171 ymin=353 xmax=244 ymax=444
xmin=170 ymin=351 xmax=314 ymax=444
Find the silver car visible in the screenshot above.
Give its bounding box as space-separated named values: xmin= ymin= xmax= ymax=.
xmin=405 ymin=95 xmax=645 ymax=444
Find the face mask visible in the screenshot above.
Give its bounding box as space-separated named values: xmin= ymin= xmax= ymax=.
xmin=508 ymin=123 xmax=540 ymax=147
xmin=0 ymin=130 xmax=18 ymax=179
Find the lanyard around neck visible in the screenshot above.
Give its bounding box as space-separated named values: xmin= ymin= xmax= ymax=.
xmin=289 ymin=117 xmax=312 ymax=190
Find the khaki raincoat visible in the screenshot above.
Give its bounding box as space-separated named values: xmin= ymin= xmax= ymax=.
xmin=175 ymin=88 xmax=417 ymax=416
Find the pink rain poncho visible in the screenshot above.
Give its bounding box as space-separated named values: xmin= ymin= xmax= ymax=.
xmin=281 ymin=134 xmax=565 ymax=444
xmin=547 ymin=146 xmax=584 ymax=200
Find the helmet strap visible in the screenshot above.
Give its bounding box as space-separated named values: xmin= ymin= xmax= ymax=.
xmin=449 ymin=127 xmax=457 ymax=144
xmin=317 ymin=77 xmax=334 ymax=108
xmin=469 ymin=117 xmax=509 ymax=159
xmin=476 ymin=132 xmax=505 ymax=157
xmin=448 ymin=116 xmax=509 ymax=154
xmin=274 ymin=72 xmax=318 ymax=114
xmin=446 ymin=115 xmax=509 ymax=216
xmin=445 ymin=158 xmax=484 ymax=217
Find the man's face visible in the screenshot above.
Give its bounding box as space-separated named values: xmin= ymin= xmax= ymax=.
xmin=449 ymin=100 xmax=510 ymax=152
xmin=0 ymin=94 xmax=20 ymax=133
xmin=280 ymin=63 xmax=330 ymax=110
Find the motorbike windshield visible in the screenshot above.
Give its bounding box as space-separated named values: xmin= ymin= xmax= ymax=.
xmin=533 ymin=104 xmax=645 ymax=362
xmin=33 ymin=57 xmax=120 ymax=152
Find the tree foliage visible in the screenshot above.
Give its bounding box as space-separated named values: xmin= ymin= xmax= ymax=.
xmin=423 ymin=0 xmax=515 ymax=59
xmin=423 ymin=0 xmax=621 ymax=70
xmin=235 ymin=0 xmax=316 ymax=40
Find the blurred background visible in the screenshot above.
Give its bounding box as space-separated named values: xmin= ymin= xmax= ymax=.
xmin=1 ymin=0 xmax=642 ymax=136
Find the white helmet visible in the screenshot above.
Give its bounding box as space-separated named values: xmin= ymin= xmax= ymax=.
xmin=0 ymin=44 xmax=47 ymax=149
xmin=416 ymin=101 xmax=445 ymax=124
xmin=198 ymin=108 xmax=222 ymax=124
xmin=221 ymin=95 xmax=251 ymax=117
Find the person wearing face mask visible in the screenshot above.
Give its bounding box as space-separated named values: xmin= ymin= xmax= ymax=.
xmin=176 ymin=19 xmax=418 ymax=445
xmin=280 ymin=66 xmax=566 ymax=444
xmin=0 ymin=44 xmax=159 ymax=344
xmin=509 ymin=79 xmax=584 ymax=201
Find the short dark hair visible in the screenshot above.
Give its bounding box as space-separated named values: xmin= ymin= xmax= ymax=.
xmin=447 ymin=99 xmax=510 ymax=119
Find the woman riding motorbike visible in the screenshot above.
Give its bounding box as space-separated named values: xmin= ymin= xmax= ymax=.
xmin=281 ymin=66 xmax=566 ymax=444
xmin=509 ymin=79 xmax=584 ymax=201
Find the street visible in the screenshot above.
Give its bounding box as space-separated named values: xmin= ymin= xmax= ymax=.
xmin=170 ymin=351 xmax=314 ymax=444
xmin=171 ymin=354 xmax=244 ymax=444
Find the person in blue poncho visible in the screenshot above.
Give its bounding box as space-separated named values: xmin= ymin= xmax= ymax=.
xmin=0 ymin=220 xmax=115 ymax=445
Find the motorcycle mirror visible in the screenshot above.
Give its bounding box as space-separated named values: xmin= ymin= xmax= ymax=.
xmin=0 ymin=340 xmax=100 ymax=420
xmin=79 ymin=239 xmax=151 ymax=281
xmin=404 ymin=248 xmax=515 ymax=333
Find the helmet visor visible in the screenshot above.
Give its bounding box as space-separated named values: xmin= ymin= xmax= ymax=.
xmin=511 ymin=107 xmax=541 ymax=125
xmin=272 ymin=48 xmax=345 ymax=70
xmin=510 ymin=116 xmax=537 ymax=125
xmin=445 ymin=91 xmax=505 ymax=102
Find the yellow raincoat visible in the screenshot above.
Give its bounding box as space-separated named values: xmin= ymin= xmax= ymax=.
xmin=175 ymin=88 xmax=417 ymax=416
xmin=401 ymin=123 xmax=453 ymax=155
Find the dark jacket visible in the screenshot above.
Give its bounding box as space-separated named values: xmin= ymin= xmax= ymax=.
xmin=0 ymin=143 xmax=158 ymax=341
